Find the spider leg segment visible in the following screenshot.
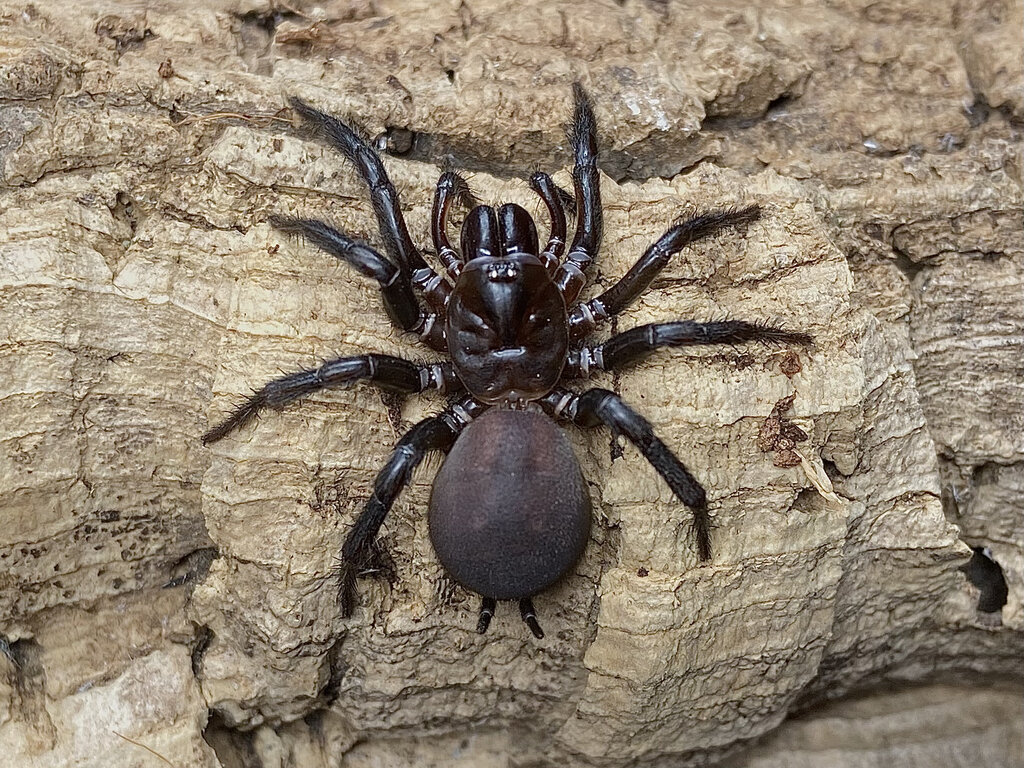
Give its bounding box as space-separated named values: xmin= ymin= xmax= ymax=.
xmin=519 ymin=597 xmax=545 ymax=639
xmin=269 ymin=215 xmax=428 ymax=327
xmin=568 ymin=206 xmax=762 ymax=340
xmin=288 ymin=97 xmax=453 ymax=317
xmin=554 ymin=83 xmax=603 ymax=304
xmin=338 ymin=395 xmax=485 ymax=616
xmin=566 ymin=320 xmax=814 ymax=377
xmin=476 ymin=596 xmax=497 ymax=634
xmin=432 ymin=171 xmax=476 ymax=281
xmin=542 ymin=387 xmax=712 ymax=562
xmin=202 ymin=355 xmax=459 ymax=445
xmin=289 ymin=97 xmax=427 ymax=275
xmin=529 ymin=172 xmax=568 ymax=272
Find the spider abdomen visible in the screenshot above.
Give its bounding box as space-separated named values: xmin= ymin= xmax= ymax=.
xmin=428 ymin=408 xmax=591 ymax=601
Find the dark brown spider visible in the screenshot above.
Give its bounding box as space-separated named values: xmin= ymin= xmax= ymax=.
xmin=203 ymin=85 xmax=811 ymax=638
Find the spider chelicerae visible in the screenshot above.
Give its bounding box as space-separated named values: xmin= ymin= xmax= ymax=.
xmin=203 ymin=84 xmax=811 ymax=638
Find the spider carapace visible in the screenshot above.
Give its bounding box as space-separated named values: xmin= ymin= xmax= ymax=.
xmin=203 ymin=84 xmax=811 ymax=638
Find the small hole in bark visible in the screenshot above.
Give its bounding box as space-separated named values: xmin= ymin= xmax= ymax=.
xmin=236 ymin=8 xmax=294 ymax=35
xmin=764 ymin=93 xmax=797 ymax=116
xmin=820 ymin=457 xmax=842 ymax=479
xmin=791 ymin=487 xmax=819 ymax=513
xmin=1 ymin=635 xmax=20 ymax=667
xmin=962 ymin=547 xmax=1008 ymax=614
xmin=318 ymin=641 xmax=349 ymax=706
xmin=609 ymin=435 xmax=624 ymax=461
xmin=374 ymin=126 xmax=415 ymax=156
xmin=190 ymin=626 xmax=214 ymax=677
xmin=203 ymin=709 xmax=262 ymax=768
xmin=3 ymin=637 xmax=44 ymax=690
xmin=965 ymin=94 xmax=991 ymax=128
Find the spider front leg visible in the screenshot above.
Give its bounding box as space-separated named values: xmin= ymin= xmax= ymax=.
xmin=202 ymin=354 xmax=459 ymax=444
xmin=288 ymin=98 xmax=453 ymax=314
xmin=338 ymin=396 xmax=484 ymax=616
xmin=476 ymin=597 xmax=497 ymax=634
xmin=269 ymin=216 xmax=446 ymax=350
xmin=519 ymin=597 xmax=545 ymax=639
xmin=554 ymin=83 xmax=603 ymax=304
xmin=566 ymin=320 xmax=813 ymax=377
xmin=567 ymin=206 xmax=762 ymax=340
xmin=542 ymin=387 xmax=712 ymax=562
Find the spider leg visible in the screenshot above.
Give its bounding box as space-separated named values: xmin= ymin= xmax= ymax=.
xmin=476 ymin=596 xmax=497 ymax=634
xmin=566 ymin=321 xmax=813 ymax=377
xmin=567 ymin=206 xmax=762 ymax=340
xmin=554 ymin=83 xmax=603 ymax=304
xmin=529 ymin=172 xmax=568 ymax=273
xmin=338 ymin=395 xmax=484 ymax=616
xmin=519 ymin=597 xmax=545 ymax=639
xmin=202 ymin=354 xmax=459 ymax=445
xmin=432 ymin=171 xmax=476 ymax=281
xmin=541 ymin=387 xmax=712 ymax=562
xmin=269 ymin=215 xmax=421 ymax=327
xmin=288 ymin=98 xmax=453 ymax=313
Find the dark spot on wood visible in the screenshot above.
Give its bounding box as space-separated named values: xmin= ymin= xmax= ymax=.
xmin=779 ymin=349 xmax=802 ymax=377
xmin=759 ymin=393 xmax=808 ymax=467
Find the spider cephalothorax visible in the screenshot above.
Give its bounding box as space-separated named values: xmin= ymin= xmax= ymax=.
xmin=204 ymin=84 xmax=811 ymax=638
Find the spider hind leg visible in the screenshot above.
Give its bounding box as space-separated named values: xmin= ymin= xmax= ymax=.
xmin=476 ymin=597 xmax=497 ymax=634
xmin=335 ymin=539 xmax=397 ymax=618
xmin=542 ymin=387 xmax=713 ymax=562
xmin=519 ymin=597 xmax=545 ymax=639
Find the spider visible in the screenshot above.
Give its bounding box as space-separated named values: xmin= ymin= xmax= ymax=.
xmin=203 ymin=84 xmax=812 ymax=639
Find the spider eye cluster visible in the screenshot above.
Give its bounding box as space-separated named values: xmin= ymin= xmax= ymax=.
xmin=485 ymin=262 xmax=521 ymax=282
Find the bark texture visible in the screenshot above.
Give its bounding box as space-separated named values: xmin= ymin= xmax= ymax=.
xmin=0 ymin=1 xmax=1021 ymax=767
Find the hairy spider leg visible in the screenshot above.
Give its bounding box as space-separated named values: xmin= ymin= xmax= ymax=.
xmin=519 ymin=597 xmax=544 ymax=639
xmin=567 ymin=206 xmax=762 ymax=340
xmin=338 ymin=395 xmax=488 ymax=616
xmin=431 ymin=171 xmax=476 ymax=280
xmin=268 ymin=216 xmax=445 ymax=348
xmin=554 ymin=83 xmax=603 ymax=304
xmin=202 ymin=354 xmax=459 ymax=445
xmin=529 ymin=172 xmax=569 ymax=273
xmin=288 ymin=97 xmax=454 ymax=320
xmin=565 ymin=320 xmax=814 ymax=377
xmin=476 ymin=596 xmax=497 ymax=634
xmin=541 ymin=387 xmax=713 ymax=562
